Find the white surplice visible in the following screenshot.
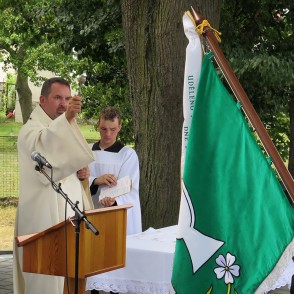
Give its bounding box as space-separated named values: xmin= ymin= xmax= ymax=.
xmin=89 ymin=142 xmax=142 ymax=235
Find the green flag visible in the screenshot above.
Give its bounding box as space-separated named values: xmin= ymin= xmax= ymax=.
xmin=171 ymin=53 xmax=294 ymax=294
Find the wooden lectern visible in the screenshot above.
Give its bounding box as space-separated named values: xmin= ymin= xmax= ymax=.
xmin=16 ymin=205 xmax=131 ymax=293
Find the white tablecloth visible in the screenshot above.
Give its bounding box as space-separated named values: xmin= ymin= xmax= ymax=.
xmin=86 ymin=225 xmax=293 ymax=294
xmin=86 ymin=225 xmax=177 ymax=294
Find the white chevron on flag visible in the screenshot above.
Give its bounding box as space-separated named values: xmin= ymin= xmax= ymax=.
xmin=176 ymin=181 xmax=224 ymax=273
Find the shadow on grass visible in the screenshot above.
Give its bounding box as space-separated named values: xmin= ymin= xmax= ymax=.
xmin=0 ymin=197 xmax=18 ymax=207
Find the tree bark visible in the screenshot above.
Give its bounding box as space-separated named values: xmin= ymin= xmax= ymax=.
xmin=288 ymin=0 xmax=294 ymax=177
xmin=289 ymin=99 xmax=294 ymax=176
xmin=192 ymin=0 xmax=222 ymax=28
xmin=16 ymin=72 xmax=32 ymax=124
xmin=121 ymin=0 xmax=221 ymax=229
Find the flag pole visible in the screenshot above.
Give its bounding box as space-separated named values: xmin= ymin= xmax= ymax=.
xmin=191 ymin=8 xmax=294 ymax=205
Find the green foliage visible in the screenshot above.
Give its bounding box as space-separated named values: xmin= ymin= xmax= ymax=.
xmin=0 ymin=0 xmax=132 ymax=143
xmin=220 ymin=0 xmax=294 ymax=160
xmin=5 ymin=73 xmax=16 ymax=111
xmin=0 ymin=0 xmax=90 ymax=85
xmin=0 ymin=73 xmax=16 ymax=115
xmin=53 ymin=0 xmax=124 ymax=60
xmin=50 ymin=0 xmax=133 ymax=144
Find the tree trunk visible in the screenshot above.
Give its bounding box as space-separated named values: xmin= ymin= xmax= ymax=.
xmin=16 ymin=72 xmax=32 ymax=124
xmin=287 ymin=2 xmax=294 ymax=177
xmin=121 ymin=0 xmax=221 ymax=229
xmin=288 ymin=98 xmax=294 ymax=177
xmin=192 ymin=0 xmax=222 ymax=28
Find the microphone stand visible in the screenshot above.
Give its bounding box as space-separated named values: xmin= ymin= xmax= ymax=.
xmin=35 ymin=165 xmax=99 ymax=294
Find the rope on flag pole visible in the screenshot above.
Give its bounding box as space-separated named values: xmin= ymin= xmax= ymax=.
xmin=196 ymin=19 xmax=222 ymax=43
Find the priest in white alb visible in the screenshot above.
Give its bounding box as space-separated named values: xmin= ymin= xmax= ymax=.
xmin=13 ymin=77 xmax=94 ymax=294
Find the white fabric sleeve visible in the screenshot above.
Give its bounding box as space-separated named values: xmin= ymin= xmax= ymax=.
xmin=115 ymin=148 xmax=140 ymax=206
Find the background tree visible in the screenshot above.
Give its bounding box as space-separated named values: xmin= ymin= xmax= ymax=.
xmin=120 ymin=0 xmax=222 ymax=229
xmin=1 ymin=0 xmax=292 ymax=229
xmin=220 ymin=0 xmax=294 ymax=169
xmin=52 ymin=0 xmax=134 ymax=144
xmin=0 ymin=0 xmax=89 ymax=123
xmin=50 ymin=0 xmax=222 ymax=228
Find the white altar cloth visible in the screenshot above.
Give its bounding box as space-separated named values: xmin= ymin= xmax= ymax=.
xmin=86 ymin=225 xmax=293 ymax=294
xmin=86 ymin=225 xmax=177 ymax=294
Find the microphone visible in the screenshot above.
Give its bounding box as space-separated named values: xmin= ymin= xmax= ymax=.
xmin=31 ymin=151 xmax=52 ymax=169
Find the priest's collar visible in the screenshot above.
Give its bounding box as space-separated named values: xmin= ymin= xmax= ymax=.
xmin=92 ymin=141 xmax=124 ymax=153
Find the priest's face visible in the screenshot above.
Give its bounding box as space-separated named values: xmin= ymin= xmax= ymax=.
xmin=98 ymin=117 xmax=122 ymax=149
xmin=40 ymin=82 xmax=71 ymax=120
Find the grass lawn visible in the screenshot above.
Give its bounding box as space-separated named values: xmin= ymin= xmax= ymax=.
xmin=0 ymin=121 xmax=23 ymax=136
xmin=0 ymin=204 xmax=16 ymax=250
xmin=0 ymin=198 xmax=18 ymax=250
xmin=0 ymin=119 xmax=99 ymax=140
xmin=0 ymin=120 xmax=99 ymax=251
xmin=78 ymin=123 xmax=99 ymax=141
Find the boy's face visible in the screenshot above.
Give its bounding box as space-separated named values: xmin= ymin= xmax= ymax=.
xmin=98 ymin=117 xmax=121 ymax=148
